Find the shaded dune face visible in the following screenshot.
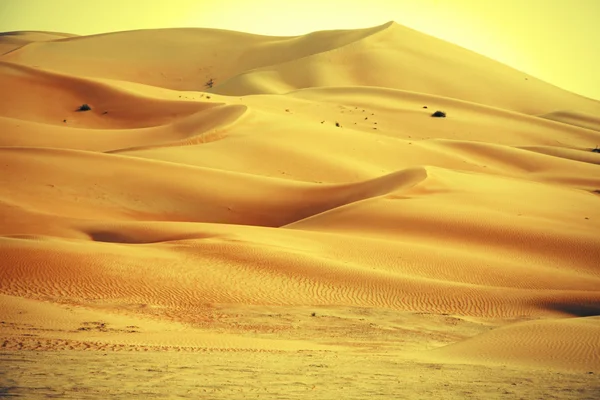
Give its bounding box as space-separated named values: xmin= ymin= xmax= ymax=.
xmin=1 ymin=21 xmax=600 ymax=371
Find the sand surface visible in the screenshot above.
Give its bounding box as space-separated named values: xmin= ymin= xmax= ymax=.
xmin=1 ymin=22 xmax=599 ymax=398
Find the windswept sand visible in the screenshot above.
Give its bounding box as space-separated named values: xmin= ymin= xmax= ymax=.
xmin=1 ymin=22 xmax=599 ymax=398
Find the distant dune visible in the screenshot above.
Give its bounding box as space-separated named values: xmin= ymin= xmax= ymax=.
xmin=1 ymin=21 xmax=599 ymax=380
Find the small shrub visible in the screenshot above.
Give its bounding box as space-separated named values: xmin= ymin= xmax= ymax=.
xmin=431 ymin=110 xmax=446 ymax=118
xmin=335 ymin=122 xmax=341 ymax=127
xmin=311 ymin=312 xmax=316 ymax=317
xmin=205 ymin=78 xmax=214 ymax=89
xmin=77 ymin=104 xmax=91 ymax=112
xmin=423 ymin=106 xmax=428 ymax=109
xmin=592 ymin=146 xmax=600 ymax=153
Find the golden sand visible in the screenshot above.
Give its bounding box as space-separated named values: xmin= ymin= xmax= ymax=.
xmin=1 ymin=23 xmax=599 ymax=398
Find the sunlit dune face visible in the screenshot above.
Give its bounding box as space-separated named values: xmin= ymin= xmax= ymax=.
xmin=1 ymin=0 xmax=599 ymax=99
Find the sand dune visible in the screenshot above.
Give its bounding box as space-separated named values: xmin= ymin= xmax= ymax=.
xmin=0 ymin=62 xmax=214 ymax=129
xmin=540 ymin=110 xmax=600 ymax=132
xmin=0 ymin=147 xmax=431 ymax=226
xmin=1 ymin=21 xmax=600 ymax=389
xmin=0 ymin=23 xmax=386 ymax=93
xmin=428 ymin=317 xmax=600 ymax=371
xmin=3 ymin=22 xmax=599 ymax=115
xmin=212 ymin=23 xmax=599 ymax=114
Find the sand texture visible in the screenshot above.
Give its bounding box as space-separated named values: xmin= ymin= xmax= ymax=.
xmin=1 ymin=22 xmax=599 ymax=398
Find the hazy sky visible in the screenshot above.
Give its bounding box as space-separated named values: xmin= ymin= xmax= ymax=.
xmin=1 ymin=0 xmax=598 ymax=101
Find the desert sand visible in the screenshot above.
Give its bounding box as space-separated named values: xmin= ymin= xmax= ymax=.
xmin=1 ymin=22 xmax=599 ymax=398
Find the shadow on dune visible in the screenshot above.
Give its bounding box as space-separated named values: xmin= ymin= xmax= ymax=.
xmin=85 ymin=225 xmax=222 ymax=244
xmin=87 ymin=229 xmax=189 ymax=244
xmin=546 ymin=302 xmax=600 ymax=317
xmin=87 ymin=230 xmax=148 ymax=244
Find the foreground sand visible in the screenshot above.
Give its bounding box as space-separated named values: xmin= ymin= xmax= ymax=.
xmin=2 ymin=350 xmax=599 ymax=399
xmin=1 ymin=22 xmax=599 ymax=398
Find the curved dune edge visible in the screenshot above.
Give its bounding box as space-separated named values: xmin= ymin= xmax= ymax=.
xmin=422 ymin=317 xmax=600 ymax=371
xmin=0 ymin=100 xmax=239 ymax=153
xmin=0 ymin=61 xmax=215 ymax=129
xmin=0 ymin=146 xmax=430 ymax=226
xmin=106 ymin=103 xmax=250 ymax=153
xmin=210 ymin=24 xmax=600 ymax=114
xmin=0 ymin=22 xmax=393 ymax=93
xmin=539 ymin=110 xmax=600 ymax=132
xmin=519 ymin=145 xmax=600 ymax=166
